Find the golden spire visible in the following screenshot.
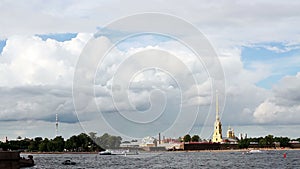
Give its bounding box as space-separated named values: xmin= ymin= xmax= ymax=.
xmin=216 ymin=90 xmax=219 ymax=120
xmin=212 ymin=89 xmax=223 ymax=142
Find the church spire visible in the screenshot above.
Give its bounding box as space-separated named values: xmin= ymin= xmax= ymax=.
xmin=212 ymin=89 xmax=222 ymax=143
xmin=216 ymin=90 xmax=219 ymax=120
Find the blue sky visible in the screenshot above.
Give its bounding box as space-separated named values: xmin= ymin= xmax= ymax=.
xmin=1 ymin=33 xmax=78 ymax=54
xmin=0 ymin=39 xmax=6 ymax=53
xmin=95 ymin=27 xmax=174 ymax=52
xmin=36 ymin=33 xmax=78 ymax=42
xmin=116 ymin=34 xmax=173 ymax=51
xmin=241 ymin=42 xmax=300 ymax=89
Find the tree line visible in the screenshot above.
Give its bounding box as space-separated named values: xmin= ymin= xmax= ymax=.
xmin=237 ymin=135 xmax=300 ymax=148
xmin=182 ymin=134 xmax=202 ymax=142
xmin=0 ymin=132 xmax=122 ymax=152
xmin=182 ymin=134 xmax=300 ymax=148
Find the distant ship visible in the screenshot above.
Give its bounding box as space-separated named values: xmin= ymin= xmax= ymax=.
xmin=99 ymin=149 xmax=139 ymax=156
xmin=248 ymin=149 xmax=263 ymax=153
xmin=99 ymin=150 xmax=114 ymax=155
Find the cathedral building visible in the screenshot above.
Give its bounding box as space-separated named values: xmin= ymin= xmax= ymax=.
xmin=212 ymin=91 xmax=238 ymax=143
xmin=227 ymin=126 xmax=236 ymax=139
xmin=212 ymin=91 xmax=223 ymax=143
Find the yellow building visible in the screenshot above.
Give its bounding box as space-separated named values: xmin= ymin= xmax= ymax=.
xmin=212 ymin=91 xmax=223 ymax=143
xmin=226 ymin=126 xmax=235 ymax=139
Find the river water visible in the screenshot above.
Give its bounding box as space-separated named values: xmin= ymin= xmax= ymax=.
xmin=22 ymin=150 xmax=300 ymax=169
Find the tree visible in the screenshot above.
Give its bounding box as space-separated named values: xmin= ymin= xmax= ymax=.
xmin=77 ymin=133 xmax=91 ymax=151
xmin=65 ymin=135 xmax=78 ymax=151
xmin=28 ymin=141 xmax=36 ymax=152
xmin=28 ymin=137 xmax=43 ymax=152
xmin=259 ymin=139 xmax=267 ymax=147
xmin=35 ymin=137 xmax=43 ymax=142
xmin=274 ymin=137 xmax=290 ymax=147
xmin=89 ymin=132 xmax=97 ymax=141
xmin=108 ymin=136 xmax=122 ymax=148
xmin=64 ymin=133 xmax=105 ymax=152
xmin=183 ymin=134 xmax=191 ymax=142
xmin=0 ymin=141 xmax=9 ymax=151
xmin=52 ymin=136 xmax=65 ymax=152
xmin=0 ymin=132 xmax=117 ymax=152
xmin=97 ymin=133 xmax=122 ymax=149
xmin=265 ymin=135 xmax=274 ymax=145
xmin=47 ymin=141 xmax=55 ymax=151
xmin=39 ymin=138 xmax=49 ymax=152
xmin=191 ymin=135 xmax=200 ymax=142
xmin=238 ymin=138 xmax=250 ymax=149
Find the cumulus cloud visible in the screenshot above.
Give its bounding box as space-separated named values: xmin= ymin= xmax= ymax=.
xmin=253 ymin=73 xmax=300 ymax=124
xmin=0 ymin=31 xmax=294 ymax=139
xmin=0 ymin=33 xmax=91 ymax=86
xmin=0 ymin=85 xmax=76 ymax=123
xmin=210 ymin=47 xmax=270 ymax=126
xmin=0 ymin=1 xmax=300 ymax=139
xmin=0 ymin=34 xmax=91 ymax=126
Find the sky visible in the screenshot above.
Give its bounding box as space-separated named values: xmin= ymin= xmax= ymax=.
xmin=0 ymin=0 xmax=300 ymax=141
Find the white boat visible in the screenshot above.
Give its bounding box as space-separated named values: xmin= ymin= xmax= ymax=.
xmin=99 ymin=150 xmax=114 ymax=155
xmin=99 ymin=149 xmax=138 ymax=156
xmin=111 ymin=149 xmax=139 ymax=155
xmin=248 ymin=149 xmax=263 ymax=153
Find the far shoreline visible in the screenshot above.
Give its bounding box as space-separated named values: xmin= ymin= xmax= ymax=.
xmin=182 ymin=148 xmax=300 ymax=153
xmin=20 ymin=148 xmax=300 ymax=154
xmin=21 ymin=152 xmax=98 ymax=154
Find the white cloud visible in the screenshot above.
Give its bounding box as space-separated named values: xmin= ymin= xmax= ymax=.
xmin=0 ymin=33 xmax=92 ymax=138
xmin=0 ymin=32 xmax=292 ymax=139
xmin=0 ymin=33 xmax=91 ymax=87
xmin=253 ymin=73 xmax=300 ymax=124
xmin=0 ymin=1 xmax=300 ymax=139
xmin=0 ymin=1 xmax=299 ymax=44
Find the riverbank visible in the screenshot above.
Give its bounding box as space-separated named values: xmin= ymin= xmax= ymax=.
xmin=182 ymin=148 xmax=300 ymax=153
xmin=21 ymin=151 xmax=98 ymax=154
xmin=20 ymin=147 xmax=300 ymax=154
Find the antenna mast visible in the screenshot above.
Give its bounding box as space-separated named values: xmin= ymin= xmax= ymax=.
xmin=55 ymin=112 xmax=58 ymax=137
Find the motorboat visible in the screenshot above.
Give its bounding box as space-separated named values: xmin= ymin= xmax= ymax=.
xmin=99 ymin=149 xmax=138 ymax=155
xmin=99 ymin=150 xmax=113 ymax=155
xmin=248 ymin=149 xmax=263 ymax=153
xmin=118 ymin=149 xmax=139 ymax=155
xmin=62 ymin=160 xmax=76 ymax=165
xmin=19 ymin=155 xmax=35 ymax=168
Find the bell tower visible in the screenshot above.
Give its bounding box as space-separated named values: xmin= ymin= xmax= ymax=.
xmin=212 ymin=90 xmax=222 ymax=142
